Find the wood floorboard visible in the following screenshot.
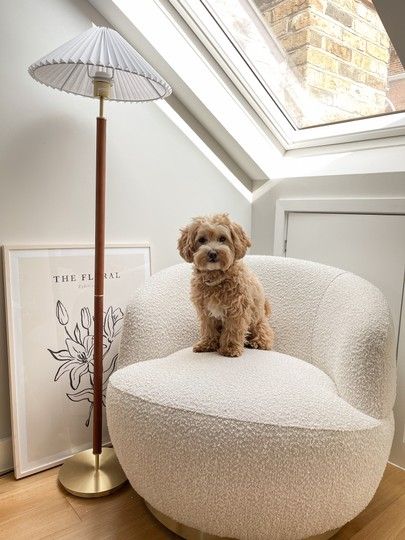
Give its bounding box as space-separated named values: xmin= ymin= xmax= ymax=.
xmin=0 ymin=463 xmax=404 ymax=539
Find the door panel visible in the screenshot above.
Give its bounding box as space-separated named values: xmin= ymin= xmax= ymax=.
xmin=286 ymin=212 xmax=405 ymax=467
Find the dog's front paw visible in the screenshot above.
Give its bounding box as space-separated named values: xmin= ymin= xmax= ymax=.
xmin=218 ymin=343 xmax=243 ymax=357
xmin=247 ymin=335 xmax=273 ymax=350
xmin=193 ymin=340 xmax=218 ymax=353
xmin=246 ymin=324 xmax=274 ymax=351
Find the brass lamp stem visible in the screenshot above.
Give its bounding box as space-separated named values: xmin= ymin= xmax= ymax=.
xmin=99 ymin=95 xmax=104 ymax=118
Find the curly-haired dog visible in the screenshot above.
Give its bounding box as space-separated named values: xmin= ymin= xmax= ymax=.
xmin=178 ymin=214 xmax=274 ymax=357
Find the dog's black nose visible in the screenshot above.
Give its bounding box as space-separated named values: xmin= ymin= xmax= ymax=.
xmin=208 ymin=250 xmax=218 ymax=262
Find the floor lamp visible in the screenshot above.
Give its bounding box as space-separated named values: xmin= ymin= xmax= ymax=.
xmin=28 ymin=26 xmax=172 ymax=497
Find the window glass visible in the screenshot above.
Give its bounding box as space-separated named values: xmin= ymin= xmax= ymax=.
xmin=202 ymin=0 xmax=405 ymax=128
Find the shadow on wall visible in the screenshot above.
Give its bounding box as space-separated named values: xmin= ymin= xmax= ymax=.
xmin=0 ymin=114 xmax=94 ymax=239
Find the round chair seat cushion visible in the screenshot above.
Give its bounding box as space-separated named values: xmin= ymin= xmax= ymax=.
xmin=110 ymin=348 xmax=379 ymax=432
xmin=107 ymin=348 xmax=393 ymax=540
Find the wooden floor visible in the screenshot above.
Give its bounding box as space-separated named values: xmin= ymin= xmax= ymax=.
xmin=0 ymin=464 xmax=404 ymax=539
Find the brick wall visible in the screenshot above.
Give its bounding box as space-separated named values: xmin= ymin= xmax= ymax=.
xmin=254 ymin=0 xmax=391 ymax=126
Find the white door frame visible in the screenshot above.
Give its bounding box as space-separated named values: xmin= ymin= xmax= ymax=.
xmin=273 ymin=198 xmax=405 ymax=256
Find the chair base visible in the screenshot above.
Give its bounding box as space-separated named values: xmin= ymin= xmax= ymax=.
xmin=144 ymin=500 xmax=340 ymax=540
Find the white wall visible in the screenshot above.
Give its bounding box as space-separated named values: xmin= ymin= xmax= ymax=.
xmin=0 ymin=0 xmax=251 ymax=465
xmin=251 ymin=172 xmax=405 ymax=255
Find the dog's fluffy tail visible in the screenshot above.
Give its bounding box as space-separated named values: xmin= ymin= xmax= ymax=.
xmin=264 ymin=298 xmax=271 ymax=318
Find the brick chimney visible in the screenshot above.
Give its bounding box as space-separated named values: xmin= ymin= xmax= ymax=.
xmin=254 ymin=0 xmax=391 ymax=126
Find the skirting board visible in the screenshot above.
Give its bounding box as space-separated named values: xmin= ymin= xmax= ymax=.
xmin=0 ymin=436 xmax=13 ymax=475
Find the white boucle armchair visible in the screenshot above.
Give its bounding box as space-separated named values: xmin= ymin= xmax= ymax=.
xmin=107 ymin=256 xmax=396 ymax=540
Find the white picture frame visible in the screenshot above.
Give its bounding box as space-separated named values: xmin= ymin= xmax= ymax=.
xmin=3 ymin=244 xmax=151 ymax=479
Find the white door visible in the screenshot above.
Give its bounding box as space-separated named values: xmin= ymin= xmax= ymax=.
xmin=286 ymin=212 xmax=405 ymax=468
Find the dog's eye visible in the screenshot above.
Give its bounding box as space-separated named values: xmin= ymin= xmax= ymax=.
xmin=219 ymin=236 xmax=226 ymax=243
xmin=198 ymin=237 xmax=206 ymax=244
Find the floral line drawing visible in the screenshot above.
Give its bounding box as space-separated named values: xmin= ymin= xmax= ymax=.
xmin=48 ymin=300 xmax=123 ymax=426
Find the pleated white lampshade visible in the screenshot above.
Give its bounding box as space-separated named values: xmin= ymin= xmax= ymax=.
xmin=28 ymin=26 xmax=172 ymax=102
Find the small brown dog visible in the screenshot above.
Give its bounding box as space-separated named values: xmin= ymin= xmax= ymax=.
xmin=178 ymin=213 xmax=274 ymax=357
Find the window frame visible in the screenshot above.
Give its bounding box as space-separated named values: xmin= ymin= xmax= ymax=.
xmin=169 ymin=0 xmax=405 ymax=150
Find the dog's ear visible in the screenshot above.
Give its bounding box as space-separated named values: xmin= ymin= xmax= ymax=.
xmin=178 ymin=222 xmax=198 ymax=262
xmin=230 ymin=222 xmax=251 ymax=260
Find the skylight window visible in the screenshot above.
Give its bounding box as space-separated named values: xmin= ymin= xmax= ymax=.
xmin=200 ymin=0 xmax=405 ymax=128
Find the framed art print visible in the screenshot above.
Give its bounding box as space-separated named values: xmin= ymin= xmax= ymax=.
xmin=3 ymin=244 xmax=150 ymax=478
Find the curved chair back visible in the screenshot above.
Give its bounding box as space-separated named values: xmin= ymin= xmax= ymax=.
xmin=119 ymin=255 xmax=342 ymax=368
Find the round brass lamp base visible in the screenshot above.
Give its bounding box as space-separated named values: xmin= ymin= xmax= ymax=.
xmin=145 ymin=500 xmax=340 ymax=540
xmin=58 ymin=447 xmax=127 ymax=498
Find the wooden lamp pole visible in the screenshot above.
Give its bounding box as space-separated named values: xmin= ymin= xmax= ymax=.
xmin=58 ymin=80 xmax=127 ymax=497
xmin=93 ymin=93 xmax=106 ymax=463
